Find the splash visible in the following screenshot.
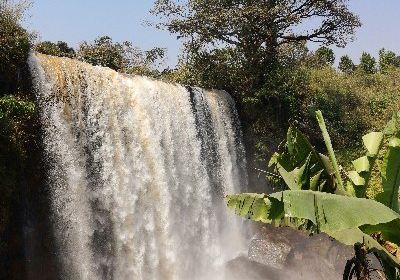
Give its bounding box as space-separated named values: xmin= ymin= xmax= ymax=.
xmin=29 ymin=53 xmax=247 ymax=280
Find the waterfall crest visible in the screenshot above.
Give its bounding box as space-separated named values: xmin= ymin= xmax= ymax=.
xmin=29 ymin=53 xmax=247 ymax=280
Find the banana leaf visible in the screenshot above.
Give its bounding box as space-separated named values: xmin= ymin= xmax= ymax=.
xmin=226 ymin=190 xmax=400 ymax=268
xmin=384 ymin=112 xmax=400 ymax=137
xmin=347 ymin=131 xmax=384 ymax=198
xmin=329 ymin=228 xmax=400 ymax=270
xmin=269 ymin=126 xmax=334 ymax=192
xmin=376 ymin=137 xmax=400 ymax=213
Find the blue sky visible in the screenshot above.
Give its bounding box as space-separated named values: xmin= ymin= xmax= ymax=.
xmin=24 ymin=0 xmax=400 ymax=67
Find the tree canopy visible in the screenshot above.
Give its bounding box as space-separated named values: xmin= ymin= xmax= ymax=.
xmin=152 ymin=0 xmax=361 ymax=48
xmin=379 ymin=48 xmax=400 ymax=73
xmin=76 ymin=36 xmax=166 ymax=74
xmin=315 ymin=46 xmax=335 ymax=66
xmin=152 ymin=0 xmax=361 ymax=94
xmin=359 ymin=52 xmax=377 ymax=74
xmin=339 ymin=55 xmax=356 ymax=74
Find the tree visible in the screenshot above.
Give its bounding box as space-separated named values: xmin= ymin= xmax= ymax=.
xmin=152 ymin=0 xmax=361 ymax=94
xmin=315 ymin=46 xmax=335 ymax=66
xmin=339 ymin=55 xmax=356 ymax=74
xmin=35 ymin=41 xmax=76 ymax=58
xmin=77 ymin=36 xmax=165 ymax=75
xmin=359 ymin=52 xmax=377 ymax=74
xmin=379 ymin=48 xmax=400 ymax=73
xmin=77 ymin=36 xmax=128 ymax=71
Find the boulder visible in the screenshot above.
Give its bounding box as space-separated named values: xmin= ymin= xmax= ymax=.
xmin=225 ymin=254 xmax=284 ymax=280
xmin=248 ymin=225 xmax=307 ymax=269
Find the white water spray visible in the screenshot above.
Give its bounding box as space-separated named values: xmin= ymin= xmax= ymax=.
xmin=29 ymin=53 xmax=247 ymax=280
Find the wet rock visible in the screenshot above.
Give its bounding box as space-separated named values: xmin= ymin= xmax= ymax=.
xmin=225 ymin=254 xmax=284 ymax=280
xmin=248 ymin=225 xmax=308 ymax=269
xmin=286 ymin=233 xmax=354 ymax=274
xmin=243 ymin=226 xmax=385 ymax=280
xmin=247 ymin=226 xmax=355 ymax=279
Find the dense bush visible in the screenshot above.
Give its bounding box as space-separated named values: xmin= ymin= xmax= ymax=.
xmin=35 ymin=41 xmax=76 ymax=58
xmin=0 ymin=94 xmax=37 ymax=279
xmin=0 ymin=1 xmax=33 ymax=95
xmin=0 ymin=3 xmax=40 ymax=278
xmin=76 ymin=36 xmax=165 ymax=76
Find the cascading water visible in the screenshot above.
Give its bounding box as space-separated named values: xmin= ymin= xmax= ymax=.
xmin=28 ymin=53 xmax=248 ymax=280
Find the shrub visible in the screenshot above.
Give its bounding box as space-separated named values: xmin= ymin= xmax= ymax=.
xmin=0 ymin=1 xmax=34 ymax=95
xmin=35 ymin=41 xmax=76 ymax=58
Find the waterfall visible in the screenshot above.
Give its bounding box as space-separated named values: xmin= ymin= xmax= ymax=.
xmin=28 ymin=53 xmax=247 ymax=280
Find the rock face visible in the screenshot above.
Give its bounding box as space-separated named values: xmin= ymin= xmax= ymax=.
xmin=285 ymin=232 xmax=354 ymax=279
xmin=225 ymin=255 xmax=284 ymax=280
xmin=248 ymin=225 xmax=308 ymax=269
xmin=286 ymin=234 xmax=354 ymax=279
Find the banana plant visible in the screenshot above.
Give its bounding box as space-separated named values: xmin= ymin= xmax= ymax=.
xmin=226 ymin=111 xmax=400 ymax=279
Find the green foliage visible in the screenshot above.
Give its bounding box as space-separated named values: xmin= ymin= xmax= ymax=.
xmin=0 ymin=2 xmax=36 ymax=276
xmin=227 ymin=190 xmax=399 ymax=240
xmin=164 ymin=48 xmax=248 ymax=94
xmin=35 ymin=41 xmax=76 ymax=58
xmin=227 ymin=191 xmax=400 ymax=268
xmin=269 ymin=126 xmax=336 ymax=193
xmin=0 ymin=94 xmax=36 ymax=278
xmin=379 ymin=48 xmax=400 ymax=73
xmin=339 ymin=55 xmax=356 ymax=74
xmin=316 ymin=110 xmax=345 ymax=192
xmin=347 ymin=132 xmax=383 ymax=197
xmin=377 ymin=138 xmax=400 ymax=211
xmin=315 ymin=46 xmax=335 ymax=66
xmin=0 ymin=0 xmax=34 ymax=95
xmin=375 ymin=114 xmax=400 ymax=212
xmin=153 ymin=0 xmax=360 ymax=96
xmin=227 ymin=111 xmax=400 ymax=278
xmin=359 ymin=52 xmax=377 ymax=74
xmin=0 ymin=94 xmax=35 ymax=158
xmin=77 ymin=36 xmax=165 ymax=76
xmin=77 ymin=36 xmax=129 ymax=71
xmin=299 ymin=66 xmax=400 ymax=149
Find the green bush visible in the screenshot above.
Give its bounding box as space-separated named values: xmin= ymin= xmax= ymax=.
xmin=77 ymin=36 xmax=165 ymax=75
xmin=35 ymin=41 xmax=75 ymax=58
xmin=0 ymin=2 xmax=33 ymax=95
xmin=0 ymin=94 xmax=36 ymax=274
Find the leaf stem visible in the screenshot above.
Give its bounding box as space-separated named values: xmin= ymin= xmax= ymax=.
xmin=316 ymin=110 xmax=345 ymax=193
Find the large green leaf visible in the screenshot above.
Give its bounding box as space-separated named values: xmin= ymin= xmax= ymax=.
xmin=347 ymin=131 xmax=384 ymax=198
xmin=226 ymin=193 xmax=282 ymax=223
xmin=226 ymin=190 xmax=400 ymax=268
xmin=352 ymin=156 xmax=370 ymax=173
xmin=384 ymin=112 xmax=400 ymax=137
xmin=363 ymin=132 xmax=384 ymax=157
xmin=227 ymin=190 xmax=400 ymax=234
xmin=270 ymin=126 xmax=334 ymax=192
xmin=362 ymin=219 xmax=400 ymax=245
xmin=330 ymin=228 xmax=400 ymax=269
xmin=376 ymin=137 xmax=400 ymax=213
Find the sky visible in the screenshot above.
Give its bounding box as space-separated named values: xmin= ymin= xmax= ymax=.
xmin=23 ymin=0 xmax=400 ymax=67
